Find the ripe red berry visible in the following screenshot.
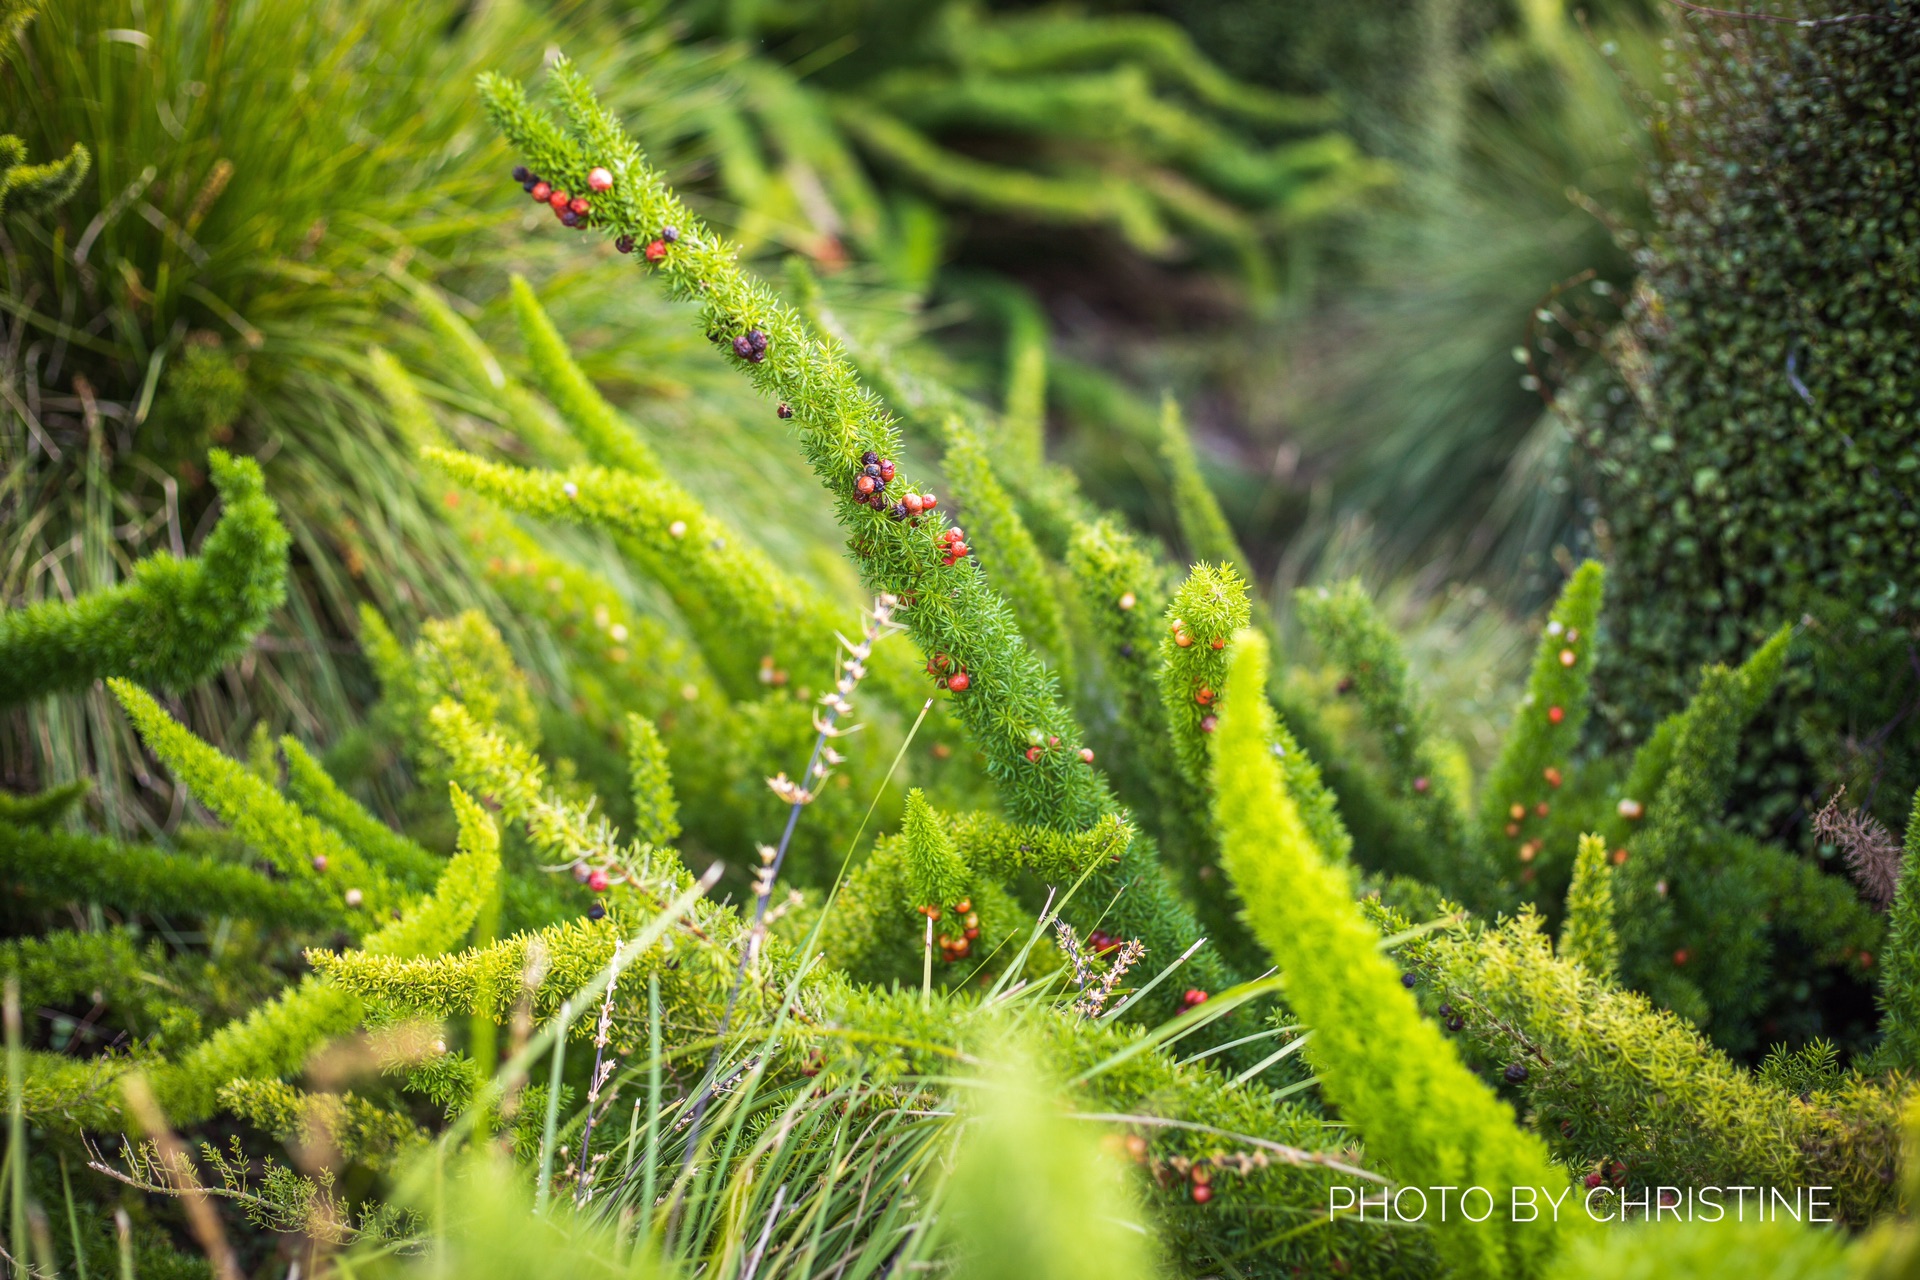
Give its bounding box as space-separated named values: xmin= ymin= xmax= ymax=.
xmin=530 ymin=181 xmax=552 ymax=202
xmin=644 ymin=239 xmax=668 ymax=263
xmin=588 ymin=869 xmax=610 ymax=892
xmin=1413 ymin=775 xmax=1430 ymax=792
xmin=549 ymin=190 xmax=571 ymax=211
xmin=921 ymin=493 xmax=937 ymax=510
xmin=903 ymin=493 xmax=924 ymax=514
xmin=878 ymin=460 xmax=896 ymax=482
xmin=1079 ymin=748 xmax=1095 ymax=763
xmin=1192 ymin=1184 xmax=1212 ymax=1204
xmin=1584 ymin=1172 xmax=1603 ymax=1189
xmin=1547 ymin=705 xmax=1565 ymax=724
xmin=1195 ymin=687 xmax=1214 ymax=706
xmin=1543 ymin=766 xmax=1563 ymax=787
xmin=947 ymin=671 xmax=970 ymax=692
xmin=1174 ymin=631 xmax=1193 ymax=648
xmin=570 ymin=196 xmax=590 ymax=216
xmin=1199 ymin=714 xmax=1218 ymax=734
xmin=1211 ymin=637 xmax=1225 ymax=650
xmin=1673 ymin=948 xmax=1689 ymax=966
xmin=856 ymin=474 xmax=876 ymax=495
xmin=1026 ymin=746 xmax=1042 ymax=762
xmin=587 ymin=166 xmax=613 ymax=192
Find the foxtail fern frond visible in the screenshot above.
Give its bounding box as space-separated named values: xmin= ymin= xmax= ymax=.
xmin=0 ymin=452 xmax=288 ymax=706
xmin=1212 ymin=628 xmax=1570 ymax=1278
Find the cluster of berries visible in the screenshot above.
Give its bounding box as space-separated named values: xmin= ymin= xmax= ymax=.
xmin=731 ymin=328 xmax=769 ymax=363
xmin=926 ymin=652 xmax=970 ymax=692
xmin=936 ymin=526 xmax=970 ymax=566
xmin=515 ymin=165 xmax=612 ymax=227
xmin=1181 ymin=988 xmax=1210 ymax=1010
xmin=917 ymin=897 xmax=981 ymax=962
xmin=616 ymin=225 xmax=678 ymax=262
xmin=852 ymin=451 xmax=896 ymax=505
xmin=1436 ymin=1000 xmax=1465 ymax=1032
xmin=1170 ymin=618 xmax=1226 ymax=652
xmin=1024 ymin=730 xmax=1095 ymax=765
xmin=1085 ymin=929 xmax=1123 ymax=955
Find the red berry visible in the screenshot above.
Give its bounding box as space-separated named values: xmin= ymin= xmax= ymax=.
xmin=777 ymin=403 xmax=792 ymax=419
xmin=1673 ymin=948 xmax=1689 ymax=966
xmin=588 ymin=869 xmax=610 ymax=892
xmin=921 ymin=494 xmax=937 ymax=509
xmin=530 ymin=181 xmax=552 ymax=202
xmin=1195 ymin=687 xmax=1214 ymax=706
xmin=587 ymin=166 xmax=613 ymax=192
xmin=1413 ymin=776 xmax=1430 ymax=792
xmin=856 ymin=474 xmax=876 ymax=495
xmin=964 ymin=927 xmax=980 ymax=941
xmin=878 ymin=460 xmax=895 ymax=482
xmin=1192 ymin=1184 xmax=1212 ymax=1204
xmin=1175 ymin=631 xmax=1193 ymax=648
xmin=1584 ymin=1172 xmax=1603 ymax=1189
xmin=644 ymin=239 xmax=668 ymax=263
xmin=947 ymin=671 xmax=970 ymax=692
xmin=1547 ymin=705 xmax=1565 ymax=724
xmin=1543 ymin=766 xmax=1563 ymax=788
xmin=1211 ymin=637 xmax=1225 ymax=650
xmin=1199 ymin=714 xmax=1218 ymax=734
xmin=1079 ymin=748 xmax=1095 ymax=763
xmin=549 ymin=190 xmax=570 ymax=211
xmin=570 ymin=196 xmax=590 ymax=216
xmin=1026 ymin=746 xmax=1042 ymax=762
xmin=903 ymin=493 xmax=924 ymax=514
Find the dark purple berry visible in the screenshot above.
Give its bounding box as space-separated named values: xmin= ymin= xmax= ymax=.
xmin=861 ymin=450 xmax=880 ymax=465
xmin=746 ymin=328 xmax=768 ymax=351
xmin=662 ymin=226 xmax=679 ymax=243
xmin=1118 ymin=642 xmax=1134 ymax=658
xmin=864 ymin=463 xmax=881 ymax=478
xmin=587 ymin=901 xmax=607 ymax=922
xmin=733 ymin=335 xmax=755 ymax=359
xmin=778 ymin=403 xmax=792 ymax=419
xmin=1438 ymin=1002 xmax=1451 ymax=1016
xmin=1504 ymin=1063 xmax=1528 ymax=1084
xmin=1446 ymin=1016 xmax=1464 ymax=1032
xmin=512 ymin=165 xmax=531 ymax=184
xmin=560 ymin=209 xmax=580 ymax=227
xmin=1401 ymin=972 xmax=1417 ymax=988
xmin=889 ymin=502 xmax=908 ymax=520
xmin=615 ymin=234 xmax=636 ymax=254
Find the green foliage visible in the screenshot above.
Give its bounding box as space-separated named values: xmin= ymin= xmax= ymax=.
xmin=623 ymin=713 xmax=681 ymax=848
xmin=109 ymin=679 xmax=398 ymax=922
xmin=0 ymin=819 xmax=336 ymax=928
xmin=217 ymin=1079 xmax=426 ymax=1172
xmin=942 ymin=419 xmax=1072 ymax=677
xmin=1880 ymin=790 xmax=1920 ymax=1072
xmin=1559 ymin=834 xmax=1617 ymax=982
xmin=0 ymin=134 xmax=89 ymax=218
xmin=1591 ymin=1 xmax=1920 ymax=776
xmin=479 ymin=62 xmax=1229 ymax=1009
xmin=1212 ymin=627 xmax=1570 ymax=1276
xmin=1157 ymin=563 xmax=1250 ymax=790
xmin=0 ymin=453 xmax=287 ymax=706
xmin=1156 ymin=396 xmax=1246 ymax=578
xmin=1479 ymin=561 xmax=1603 ymax=856
xmin=1297 ymin=579 xmax=1487 ymax=903
xmin=901 ymin=789 xmax=969 ymax=912
xmin=943 ymin=1030 xmax=1155 ymax=1280
xmin=1393 ymin=904 xmax=1904 ymax=1220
